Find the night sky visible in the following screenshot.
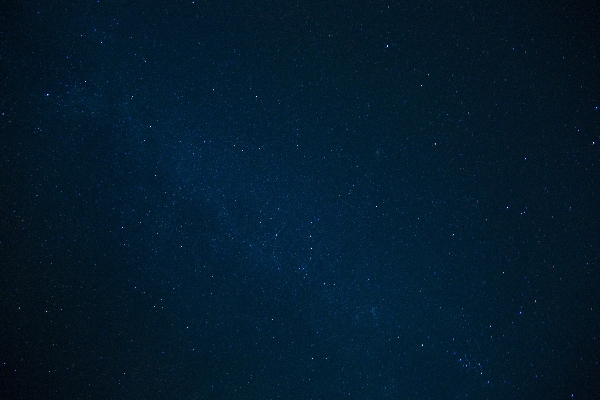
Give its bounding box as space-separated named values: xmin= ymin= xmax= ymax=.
xmin=1 ymin=1 xmax=599 ymax=399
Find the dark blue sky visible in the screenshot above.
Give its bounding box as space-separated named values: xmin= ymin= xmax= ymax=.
xmin=1 ymin=1 xmax=599 ymax=398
